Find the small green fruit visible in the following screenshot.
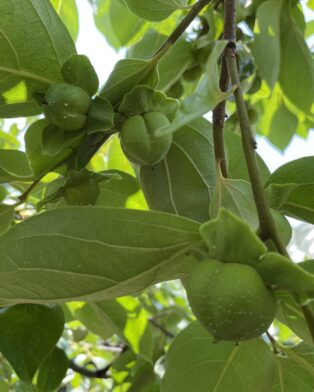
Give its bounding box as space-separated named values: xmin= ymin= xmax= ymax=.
xmin=64 ymin=178 xmax=99 ymax=206
xmin=120 ymin=112 xmax=172 ymax=165
xmin=44 ymin=83 xmax=91 ymax=131
xmin=186 ymin=260 xmax=277 ymax=341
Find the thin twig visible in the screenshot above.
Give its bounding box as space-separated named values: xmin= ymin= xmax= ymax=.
xmin=154 ymin=0 xmax=212 ymax=57
xmin=266 ymin=332 xmax=279 ymax=354
xmin=149 ymin=318 xmax=175 ymax=338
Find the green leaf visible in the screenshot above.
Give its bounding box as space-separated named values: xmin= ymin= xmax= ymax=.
xmin=127 ymin=30 xmax=167 ymax=60
xmin=258 ymin=86 xmax=298 ymax=150
xmin=0 ymin=0 xmax=76 ymax=117
xmin=279 ymin=1 xmax=314 ymax=113
xmin=252 ymin=1 xmax=281 ymax=89
xmin=272 ymin=343 xmax=314 ymax=391
xmin=123 ymin=0 xmax=185 ymax=22
xmin=73 ymin=303 xmax=116 ymax=340
xmin=139 ymin=117 xmax=216 ymax=222
xmin=200 ymin=209 xmax=267 ymax=265
xmin=41 ymin=125 xmax=84 ymax=157
xmin=96 ymin=170 xmax=139 ymax=208
xmin=157 ymin=39 xmax=194 ymax=91
xmin=37 ymin=347 xmax=68 ymax=392
xmin=51 ymin=0 xmax=79 ymax=41
xmin=161 ymin=321 xmax=275 ymax=392
xmin=0 ymin=150 xmax=34 ymax=183
xmin=25 ymin=119 xmax=72 ymax=178
xmin=276 ymin=292 xmax=314 ymax=344
xmin=265 ymin=157 xmax=314 ymax=224
xmin=0 ymin=207 xmax=202 ymax=303
xmin=100 ymin=59 xmax=158 ymax=107
xmin=0 ymin=204 xmax=14 ymax=235
xmin=156 ymin=41 xmax=232 ymax=136
xmin=266 ymin=157 xmax=314 ymax=186
xmin=209 ymin=172 xmax=259 ymax=231
xmin=257 ymin=252 xmax=314 ymax=294
xmin=86 ymin=97 xmax=114 ymax=134
xmin=0 ymin=304 xmax=64 ymax=384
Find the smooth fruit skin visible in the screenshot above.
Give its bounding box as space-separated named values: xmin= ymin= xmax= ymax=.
xmin=64 ymin=178 xmax=99 ymax=206
xmin=44 ymin=83 xmax=91 ymax=131
xmin=120 ymin=112 xmax=172 ymax=165
xmin=186 ymin=260 xmax=277 ymax=341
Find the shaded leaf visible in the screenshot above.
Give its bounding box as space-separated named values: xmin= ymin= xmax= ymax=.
xmin=123 ymin=0 xmax=185 ymax=22
xmin=0 ymin=304 xmax=64 ymax=384
xmin=0 ymin=204 xmax=14 ymax=235
xmin=0 ymin=150 xmax=34 ymax=183
xmin=37 ymin=347 xmax=68 ymax=392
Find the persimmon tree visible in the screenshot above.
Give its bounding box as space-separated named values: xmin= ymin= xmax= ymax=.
xmin=0 ymin=0 xmax=313 ymax=390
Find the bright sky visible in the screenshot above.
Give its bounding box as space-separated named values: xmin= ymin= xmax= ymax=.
xmin=76 ymin=0 xmax=314 ymax=173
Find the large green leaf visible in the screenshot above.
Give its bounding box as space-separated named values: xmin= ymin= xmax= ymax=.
xmin=139 ymin=117 xmax=216 ymax=222
xmin=161 ymin=321 xmax=275 ymax=392
xmin=252 ymin=0 xmax=281 ymax=89
xmin=51 ymin=0 xmax=79 ymax=41
xmin=0 ymin=0 xmax=76 ymax=117
xmin=0 ymin=207 xmax=202 ymax=303
xmin=0 ymin=304 xmax=64 ymax=384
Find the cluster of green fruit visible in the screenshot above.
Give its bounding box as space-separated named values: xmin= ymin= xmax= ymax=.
xmin=42 ymin=55 xmax=99 ymax=132
xmin=186 ymin=260 xmax=277 ymax=341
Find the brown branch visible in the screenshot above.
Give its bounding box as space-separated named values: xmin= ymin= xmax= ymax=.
xmin=69 ymin=360 xmax=111 ymax=379
xmin=212 ymin=0 xmax=236 ymax=178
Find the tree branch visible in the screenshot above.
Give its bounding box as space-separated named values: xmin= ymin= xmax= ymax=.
xmin=69 ymin=360 xmax=111 ymax=379
xmin=212 ymin=0 xmax=236 ymax=178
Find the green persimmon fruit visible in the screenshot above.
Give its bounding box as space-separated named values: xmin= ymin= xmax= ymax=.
xmin=186 ymin=260 xmax=277 ymax=341
xmin=183 ymin=65 xmax=203 ymax=83
xmin=44 ymin=83 xmax=91 ymax=131
xmin=120 ymin=112 xmax=172 ymax=165
xmin=64 ymin=178 xmax=100 ymax=206
xmin=62 ymin=55 xmax=99 ymax=97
